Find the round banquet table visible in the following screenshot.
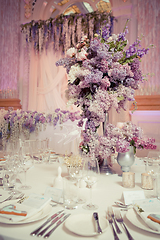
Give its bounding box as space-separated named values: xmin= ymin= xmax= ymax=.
xmin=0 ymin=158 xmax=160 ymax=240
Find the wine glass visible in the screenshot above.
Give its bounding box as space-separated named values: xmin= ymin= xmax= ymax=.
xmin=35 ymin=139 xmax=46 ymax=163
xmin=3 ymin=141 xmax=22 ymax=195
xmin=19 ymin=140 xmax=34 ymax=190
xmin=68 ymin=163 xmax=86 ymax=204
xmin=82 ymin=158 xmax=100 ymax=210
xmin=147 ymin=157 xmax=160 ymax=198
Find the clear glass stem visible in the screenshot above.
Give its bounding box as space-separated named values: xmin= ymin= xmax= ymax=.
xmin=24 ymin=170 xmax=27 ymax=186
xmin=89 ymin=186 xmax=92 ymax=206
xmin=77 ymin=179 xmax=80 ymax=199
xmin=153 ymin=177 xmax=157 ymax=197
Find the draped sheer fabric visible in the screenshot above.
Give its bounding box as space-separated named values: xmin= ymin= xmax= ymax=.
xmin=28 ymin=46 xmax=68 ymax=112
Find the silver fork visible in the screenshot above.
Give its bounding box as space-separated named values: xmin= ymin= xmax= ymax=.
xmin=115 ymin=210 xmax=135 ymax=240
xmin=0 ymin=195 xmax=13 ymax=203
xmin=108 ymin=206 xmax=122 ymax=234
xmin=107 ymin=214 xmax=120 ymax=240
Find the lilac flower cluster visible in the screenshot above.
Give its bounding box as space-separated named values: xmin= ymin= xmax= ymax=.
xmin=56 ymin=24 xmax=153 ymax=159
xmin=120 ymin=122 xmax=157 ymax=154
xmin=125 ymin=39 xmax=149 ymax=59
xmin=95 ymin=122 xmax=157 ymax=159
xmin=1 ymin=109 xmax=80 ymax=141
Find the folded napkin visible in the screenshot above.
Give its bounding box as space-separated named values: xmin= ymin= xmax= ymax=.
xmin=133 ymin=198 xmax=160 ymax=232
xmin=0 ymin=193 xmax=51 ymax=222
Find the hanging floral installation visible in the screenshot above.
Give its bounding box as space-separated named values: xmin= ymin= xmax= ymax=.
xmin=20 ymin=11 xmax=114 ymax=53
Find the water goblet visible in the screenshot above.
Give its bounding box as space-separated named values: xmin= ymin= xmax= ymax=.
xmin=82 ymin=158 xmax=100 ymax=210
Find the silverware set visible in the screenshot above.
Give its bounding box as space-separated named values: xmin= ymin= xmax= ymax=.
xmin=30 ymin=210 xmax=70 ymax=238
xmin=0 ymin=193 xmax=25 ymax=204
xmin=107 ymin=207 xmax=135 ymax=240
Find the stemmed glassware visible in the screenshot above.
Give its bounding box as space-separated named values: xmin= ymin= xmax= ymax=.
xmin=3 ymin=141 xmax=22 ymax=195
xmin=82 ymin=158 xmax=100 ymax=210
xmin=35 ymin=139 xmax=48 ymax=163
xmin=69 ymin=164 xmax=86 ymax=204
xmin=19 ymin=140 xmax=34 ymax=190
xmin=146 ymin=157 xmax=160 ymax=198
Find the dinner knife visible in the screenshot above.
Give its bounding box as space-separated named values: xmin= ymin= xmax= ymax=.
xmin=30 ymin=210 xmax=64 ymax=236
xmin=44 ymin=213 xmax=71 ymax=238
xmin=37 ymin=212 xmax=65 ymax=237
xmin=93 ymin=212 xmax=102 ymax=234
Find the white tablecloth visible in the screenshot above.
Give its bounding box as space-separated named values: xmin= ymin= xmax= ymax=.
xmin=0 ymin=159 xmax=160 ymax=240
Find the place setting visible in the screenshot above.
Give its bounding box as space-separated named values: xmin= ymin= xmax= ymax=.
xmin=0 ymin=193 xmax=52 ymax=225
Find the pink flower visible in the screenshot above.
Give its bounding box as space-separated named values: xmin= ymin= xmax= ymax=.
xmin=76 ymin=48 xmax=88 ymax=61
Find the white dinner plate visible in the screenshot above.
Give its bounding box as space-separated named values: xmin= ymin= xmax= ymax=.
xmin=65 ymin=213 xmax=108 ymax=236
xmin=0 ymin=201 xmax=52 ymax=225
xmin=126 ymin=209 xmax=160 ymax=234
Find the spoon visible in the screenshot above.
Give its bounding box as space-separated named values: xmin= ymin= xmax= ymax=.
xmin=114 ymin=201 xmax=132 ymax=208
xmin=93 ymin=212 xmax=102 ymax=234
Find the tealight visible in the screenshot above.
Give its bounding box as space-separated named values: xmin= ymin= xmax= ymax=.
xmin=141 ymin=173 xmax=153 ymax=190
xmin=122 ymin=172 xmax=135 ymax=188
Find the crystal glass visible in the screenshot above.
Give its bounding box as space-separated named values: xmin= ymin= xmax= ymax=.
xmin=146 ymin=157 xmax=160 ymax=198
xmin=82 ymin=158 xmax=100 ymax=210
xmin=69 ymin=164 xmax=86 ymax=204
xmin=3 ymin=141 xmax=22 ymax=195
xmin=35 ymin=139 xmax=47 ymax=163
xmin=19 ymin=141 xmax=34 ymax=190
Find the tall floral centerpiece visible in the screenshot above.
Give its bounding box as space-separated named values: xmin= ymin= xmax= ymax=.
xmin=56 ymin=23 xmax=155 ymax=163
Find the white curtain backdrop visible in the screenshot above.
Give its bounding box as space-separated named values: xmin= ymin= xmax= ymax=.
xmin=28 ymin=45 xmax=69 ymax=112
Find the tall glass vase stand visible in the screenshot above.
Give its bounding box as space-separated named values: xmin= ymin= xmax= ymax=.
xmin=100 ymin=113 xmax=113 ymax=175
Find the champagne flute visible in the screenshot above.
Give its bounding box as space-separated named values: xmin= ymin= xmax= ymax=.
xmin=19 ymin=141 xmax=33 ymax=190
xmin=82 ymin=158 xmax=100 ymax=210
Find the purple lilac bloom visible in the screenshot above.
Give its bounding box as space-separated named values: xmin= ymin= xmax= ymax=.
xmin=101 ymin=24 xmax=110 ymax=41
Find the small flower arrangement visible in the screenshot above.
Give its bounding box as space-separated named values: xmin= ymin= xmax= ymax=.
xmin=63 ymin=154 xmax=83 ymax=168
xmin=118 ymin=122 xmax=157 ymax=154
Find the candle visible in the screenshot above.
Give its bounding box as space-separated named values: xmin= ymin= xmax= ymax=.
xmin=122 ymin=172 xmax=135 ymax=188
xmin=141 ymin=173 xmax=153 ymax=190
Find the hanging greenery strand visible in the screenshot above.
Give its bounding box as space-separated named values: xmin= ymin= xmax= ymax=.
xmin=20 ymin=11 xmax=115 ymax=53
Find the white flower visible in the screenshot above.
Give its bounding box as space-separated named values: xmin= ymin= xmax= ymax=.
xmin=76 ymin=48 xmax=88 ymax=61
xmin=67 ymin=98 xmax=76 ymax=106
xmin=66 ymin=47 xmax=77 ymax=58
xmin=81 ymin=35 xmax=88 ymax=41
xmin=68 ymin=65 xmax=90 ymax=83
xmin=107 ymin=34 xmax=118 ymax=43
xmin=68 ymin=64 xmax=81 ymax=83
xmin=77 ymin=67 xmax=91 ymax=78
